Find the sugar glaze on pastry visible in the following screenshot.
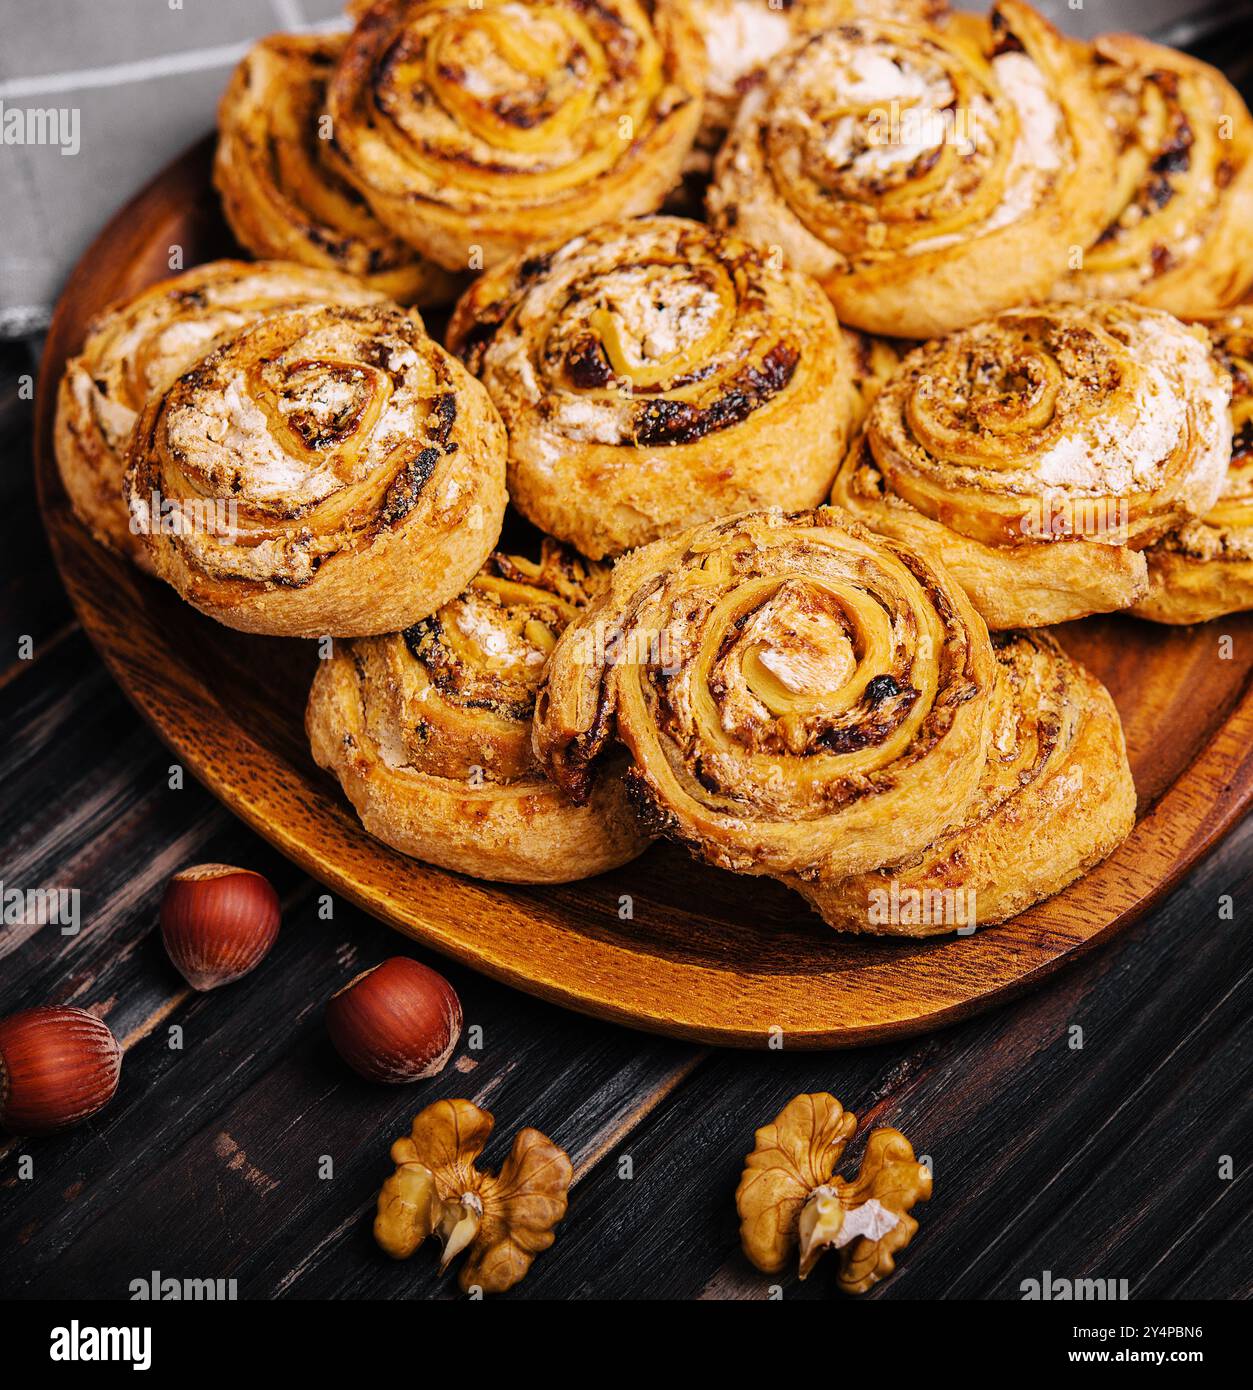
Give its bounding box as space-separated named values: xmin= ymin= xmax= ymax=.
xmin=687 ymin=0 xmax=949 ymax=168
xmin=54 ymin=260 xmax=385 ymax=567
xmin=1134 ymin=308 xmax=1253 ymax=623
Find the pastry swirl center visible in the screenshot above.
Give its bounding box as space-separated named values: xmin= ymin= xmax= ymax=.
xmin=423 ymin=5 xmax=602 ymax=152
xmin=763 ymin=24 xmax=1027 ymax=259
xmin=369 ymin=0 xmax=665 ymax=193
xmin=893 ymin=313 xmax=1189 ymax=491
xmin=633 ymin=542 xmax=944 ymax=795
xmin=559 ymin=263 xmax=731 ymax=390
xmin=261 ymin=358 xmax=391 ymax=469
xmin=159 ymin=308 xmax=455 ymax=517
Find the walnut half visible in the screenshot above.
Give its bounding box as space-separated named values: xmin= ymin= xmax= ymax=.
xmin=736 ymin=1093 xmax=931 ymax=1293
xmin=374 ymin=1098 xmax=573 ymax=1295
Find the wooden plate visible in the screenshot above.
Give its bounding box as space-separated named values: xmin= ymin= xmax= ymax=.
xmin=33 ymin=137 xmax=1253 ymax=1047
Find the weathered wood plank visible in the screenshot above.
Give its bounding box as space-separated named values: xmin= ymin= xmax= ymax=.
xmin=0 ymin=647 xmax=710 ymax=1298
xmin=506 ymin=821 xmax=1253 ymax=1300
xmin=1 ymin=629 xmax=1249 ymax=1299
xmin=4 ymin=922 xmax=704 ymax=1298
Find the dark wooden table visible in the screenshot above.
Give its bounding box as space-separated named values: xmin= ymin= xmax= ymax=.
xmin=1 ymin=338 xmax=1250 ymax=1303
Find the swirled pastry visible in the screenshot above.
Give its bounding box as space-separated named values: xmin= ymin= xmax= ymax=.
xmin=54 ymin=260 xmax=385 ymax=567
xmin=707 ymin=0 xmax=1111 ymax=338
xmin=214 ymin=33 xmax=460 ymax=306
xmin=830 ymin=302 xmax=1232 ymax=628
xmin=688 ymin=0 xmax=949 ymax=171
xmin=793 ymin=631 xmax=1135 ymax=934
xmin=533 ymin=508 xmax=996 ymax=881
xmin=1133 ymin=310 xmax=1253 ymax=624
xmin=326 ymin=0 xmax=705 ymax=272
xmin=125 ymin=303 xmax=507 ymax=638
xmin=308 ymin=541 xmax=649 ymax=881
xmin=1052 ymin=36 xmax=1253 ymax=318
xmin=447 ymin=216 xmax=859 ymax=559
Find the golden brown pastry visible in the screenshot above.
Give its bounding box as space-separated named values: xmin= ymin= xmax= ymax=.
xmin=707 ymin=0 xmax=1111 ymax=338
xmin=214 ymin=33 xmax=460 ymax=306
xmin=830 ymin=301 xmax=1233 ymax=628
xmin=54 ymin=259 xmax=384 ymax=568
xmin=687 ymin=0 xmax=949 ymax=173
xmin=533 ymin=508 xmax=996 ymax=882
xmin=792 ymin=631 xmax=1136 ymax=934
xmin=125 ymin=303 xmax=507 ymax=638
xmin=1052 ymin=36 xmax=1253 ymax=318
xmin=307 ymin=541 xmax=650 ymax=882
xmin=842 ymin=325 xmax=904 ymax=427
xmin=447 ymin=216 xmax=860 ymax=560
xmin=1133 ymin=309 xmax=1253 ymax=623
xmin=326 ymin=0 xmax=706 ymax=272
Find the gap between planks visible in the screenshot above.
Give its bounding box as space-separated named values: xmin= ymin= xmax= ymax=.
xmin=270 ymin=1049 xmax=712 ymax=1296
xmin=946 ymin=937 xmax=1251 ymax=1293
xmin=0 ymin=619 xmax=79 ymax=694
xmin=0 ymin=860 xmax=316 ymax=1162
xmin=569 ymin=1050 xmax=709 ymax=1183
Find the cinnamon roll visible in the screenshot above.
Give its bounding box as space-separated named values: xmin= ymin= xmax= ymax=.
xmin=1053 ymin=36 xmax=1253 ymax=318
xmin=793 ymin=631 xmax=1136 ymax=934
xmin=1133 ymin=309 xmax=1253 ymax=624
xmin=308 ymin=540 xmax=649 ymax=881
xmin=124 ymin=303 xmax=507 ymax=638
xmin=326 ymin=0 xmax=706 ymax=272
xmin=214 ymin=33 xmax=460 ymax=306
xmin=54 ymin=260 xmax=385 ymax=568
xmin=533 ymin=508 xmax=996 ymax=881
xmin=830 ymin=302 xmax=1232 ymax=628
xmin=688 ymin=0 xmax=949 ymax=174
xmin=707 ymin=0 xmax=1111 ymax=338
xmin=447 ymin=216 xmax=860 ymax=559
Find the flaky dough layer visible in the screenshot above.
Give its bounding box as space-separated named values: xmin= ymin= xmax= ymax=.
xmin=214 ymin=33 xmax=460 ymax=306
xmin=1052 ymin=35 xmax=1253 ymax=318
xmin=792 ymin=630 xmax=1136 ymax=934
xmin=307 ymin=542 xmax=651 ymax=882
xmin=326 ymin=0 xmax=706 ymax=272
xmin=533 ymin=507 xmax=997 ymax=881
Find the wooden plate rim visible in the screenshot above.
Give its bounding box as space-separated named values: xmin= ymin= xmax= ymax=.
xmin=30 ymin=136 xmax=1253 ymax=1047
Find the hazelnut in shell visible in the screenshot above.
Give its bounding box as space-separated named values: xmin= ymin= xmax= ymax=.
xmin=160 ymin=864 xmax=280 ymax=990
xmin=327 ymin=957 xmax=462 ymax=1083
xmin=0 ymin=1006 xmax=122 ymax=1134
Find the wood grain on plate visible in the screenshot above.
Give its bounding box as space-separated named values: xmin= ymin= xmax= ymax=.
xmin=32 ymin=137 xmax=1253 ymax=1047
